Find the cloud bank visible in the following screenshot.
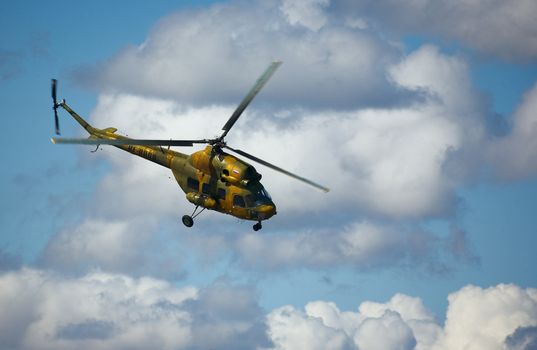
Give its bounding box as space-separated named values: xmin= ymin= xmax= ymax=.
xmin=0 ymin=269 xmax=269 ymax=350
xmin=1 ymin=268 xmax=536 ymax=350
xmin=268 ymin=283 xmax=537 ymax=350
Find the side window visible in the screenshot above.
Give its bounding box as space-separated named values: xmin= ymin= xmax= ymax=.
xmin=233 ymin=195 xmax=246 ymax=208
xmin=202 ymin=183 xmax=211 ymax=195
xmin=187 ymin=177 xmax=199 ymax=191
xmin=217 ymin=188 xmax=226 ymax=200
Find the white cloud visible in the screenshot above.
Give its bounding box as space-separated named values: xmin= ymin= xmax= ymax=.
xmin=233 ymin=221 xmax=471 ymax=271
xmin=267 ymin=305 xmax=355 ymax=350
xmin=267 ymin=283 xmax=537 ymax=350
xmin=41 ymin=219 xmax=149 ymax=271
xmin=0 ymin=269 xmax=269 ymax=350
xmin=354 ymin=311 xmax=416 ymax=350
xmin=2 ymin=268 xmax=536 ymax=350
xmin=39 ymin=217 xmax=185 ymax=278
xmin=280 ymin=0 xmax=331 ymax=31
xmin=267 ymin=293 xmax=431 ymax=350
xmin=0 ymin=268 xmax=195 ymax=350
xmin=357 ymin=294 xmax=442 ymax=350
xmin=337 ymin=0 xmax=537 ymax=61
xmin=434 ymin=284 xmax=537 ymax=350
xmin=80 ymin=0 xmax=404 ymax=109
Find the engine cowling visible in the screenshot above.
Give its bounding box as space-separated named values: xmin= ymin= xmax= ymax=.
xmin=188 ymin=146 xmax=262 ymax=188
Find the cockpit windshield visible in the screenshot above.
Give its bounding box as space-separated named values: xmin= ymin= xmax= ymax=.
xmin=245 ymin=186 xmax=272 ymax=207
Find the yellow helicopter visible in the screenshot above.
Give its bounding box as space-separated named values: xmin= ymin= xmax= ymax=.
xmin=51 ymin=62 xmax=329 ymax=231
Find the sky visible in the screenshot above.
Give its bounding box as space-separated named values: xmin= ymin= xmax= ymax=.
xmin=1 ymin=0 xmax=537 ymax=349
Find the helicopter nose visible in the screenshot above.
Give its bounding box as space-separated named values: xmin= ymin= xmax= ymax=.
xmin=256 ymin=204 xmax=276 ymax=220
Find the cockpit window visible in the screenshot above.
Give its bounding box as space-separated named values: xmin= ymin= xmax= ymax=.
xmin=233 ymin=195 xmax=246 ymax=208
xmin=260 ymin=187 xmax=272 ymax=200
xmin=244 ymin=186 xmax=272 ymax=207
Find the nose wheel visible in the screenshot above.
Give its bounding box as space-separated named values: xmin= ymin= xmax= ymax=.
xmin=253 ymin=221 xmax=262 ymax=231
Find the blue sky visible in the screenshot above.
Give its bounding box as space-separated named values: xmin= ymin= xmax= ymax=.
xmin=2 ymin=1 xmax=537 ymax=349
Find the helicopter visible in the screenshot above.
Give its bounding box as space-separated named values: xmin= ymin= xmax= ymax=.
xmin=51 ymin=61 xmax=329 ymax=231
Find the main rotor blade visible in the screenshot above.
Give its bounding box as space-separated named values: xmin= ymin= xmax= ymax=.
xmin=220 ymin=61 xmax=282 ymax=139
xmin=224 ymin=145 xmax=330 ymax=193
xmin=51 ymin=138 xmax=209 ymax=147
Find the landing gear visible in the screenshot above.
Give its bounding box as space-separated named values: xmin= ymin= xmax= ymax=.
xmin=182 ymin=215 xmax=194 ymax=227
xmin=253 ymin=221 xmax=262 ymax=231
xmin=181 ymin=206 xmax=205 ymax=228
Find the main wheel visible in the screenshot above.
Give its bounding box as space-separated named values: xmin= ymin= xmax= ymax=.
xmin=253 ymin=222 xmax=262 ymax=231
xmin=182 ymin=215 xmax=194 ymax=228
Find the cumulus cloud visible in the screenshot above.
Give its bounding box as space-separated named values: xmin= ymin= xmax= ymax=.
xmin=267 ymin=283 xmax=537 ymax=350
xmin=267 ymin=292 xmax=437 ymax=350
xmin=39 ymin=216 xmax=187 ymax=279
xmin=233 ymin=221 xmax=474 ymax=271
xmin=77 ymin=0 xmax=409 ymax=110
xmin=335 ymin=0 xmax=537 ymax=61
xmin=41 ymin=218 xmax=148 ymax=272
xmin=434 ymin=284 xmax=537 ymax=350
xmin=1 ymin=271 xmax=536 ymax=350
xmin=268 ymin=305 xmax=355 ymax=350
xmin=0 ymin=269 xmax=270 ymax=350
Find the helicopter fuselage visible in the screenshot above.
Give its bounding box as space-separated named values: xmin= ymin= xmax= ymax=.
xmin=110 ymin=131 xmax=277 ymax=222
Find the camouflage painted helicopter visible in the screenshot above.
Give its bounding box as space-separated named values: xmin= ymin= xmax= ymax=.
xmin=51 ymin=62 xmax=329 ymax=231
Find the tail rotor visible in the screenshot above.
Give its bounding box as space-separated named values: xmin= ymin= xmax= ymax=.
xmin=51 ymin=79 xmax=60 ymax=135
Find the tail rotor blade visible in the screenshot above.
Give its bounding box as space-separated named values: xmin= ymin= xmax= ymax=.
xmin=54 ymin=108 xmax=60 ymax=135
xmin=51 ymin=78 xmax=60 ymax=134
